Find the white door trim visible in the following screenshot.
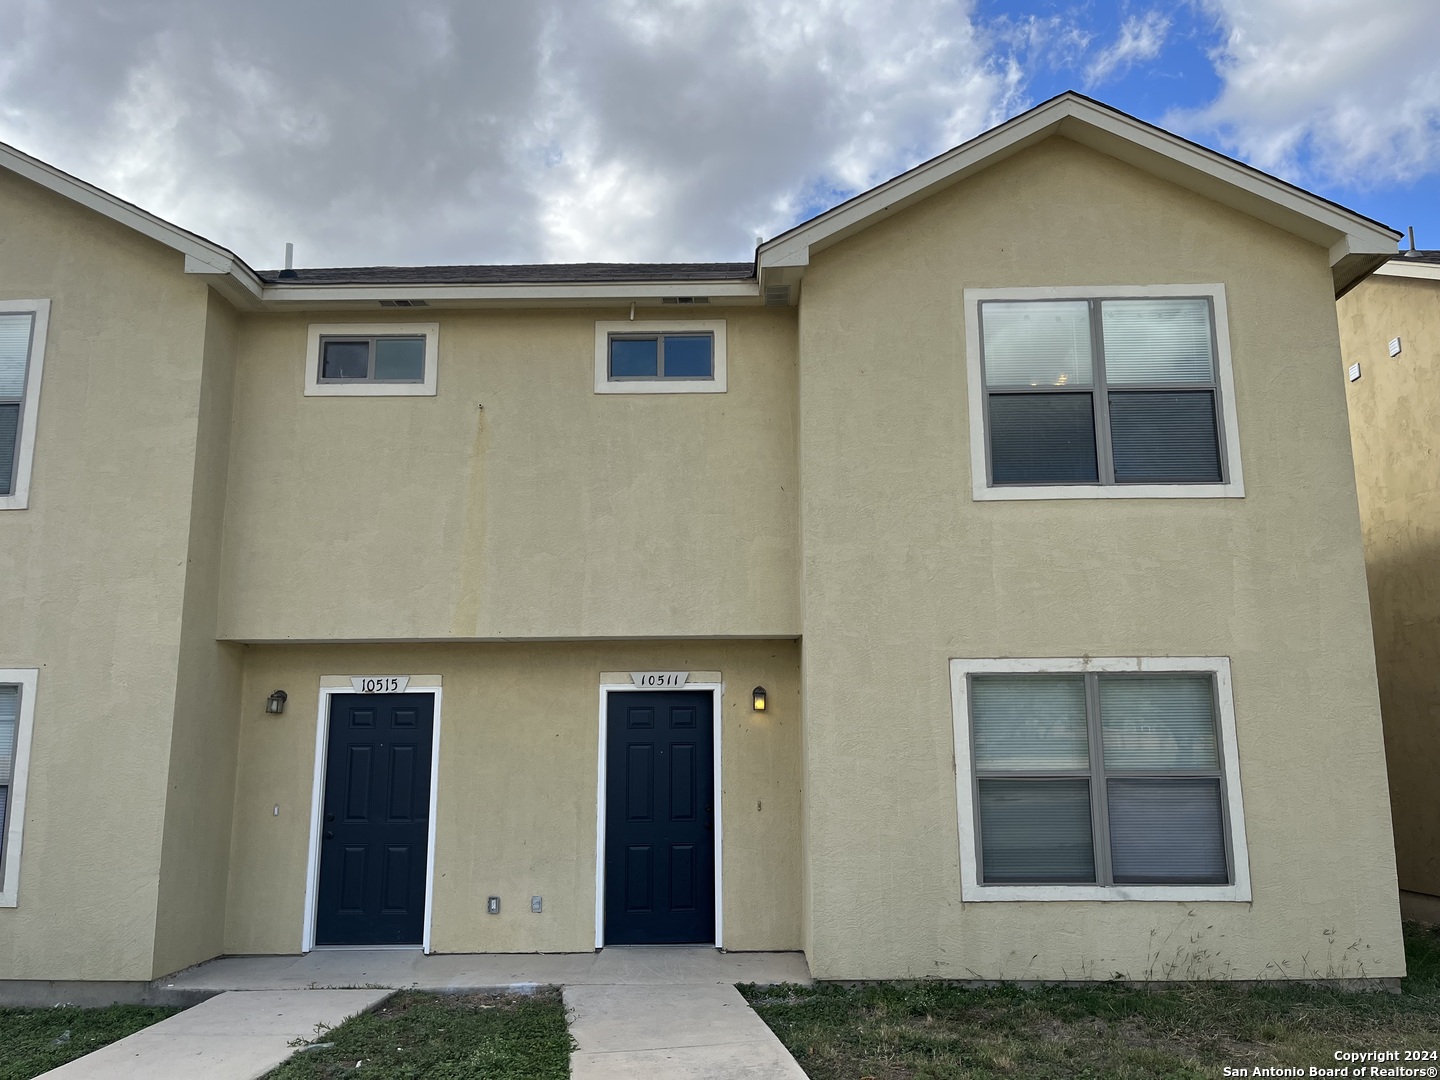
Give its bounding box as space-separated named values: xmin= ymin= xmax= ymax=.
xmin=595 ymin=680 xmax=724 ymax=950
xmin=302 ymin=677 xmax=444 ymax=954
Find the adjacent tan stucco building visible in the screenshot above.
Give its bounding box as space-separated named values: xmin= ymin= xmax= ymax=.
xmin=1339 ymin=251 xmax=1440 ymax=926
xmin=0 ymin=92 xmax=1410 ymax=995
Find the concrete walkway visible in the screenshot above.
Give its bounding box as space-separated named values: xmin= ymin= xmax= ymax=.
xmin=567 ymin=983 xmax=809 ymax=1079
xmin=51 ymin=949 xmax=811 ymax=1079
xmin=38 ymin=989 xmax=391 ymax=1080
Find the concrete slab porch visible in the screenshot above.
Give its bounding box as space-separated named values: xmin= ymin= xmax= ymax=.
xmin=161 ymin=947 xmax=812 ymax=993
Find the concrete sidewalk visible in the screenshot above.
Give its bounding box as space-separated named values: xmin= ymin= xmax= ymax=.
xmin=567 ymin=983 xmax=809 ymax=1079
xmin=37 ymin=989 xmax=391 ymax=1080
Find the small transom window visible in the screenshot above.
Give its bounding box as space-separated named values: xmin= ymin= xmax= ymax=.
xmin=304 ymin=323 xmax=438 ymax=397
xmin=608 ymin=333 xmax=714 ymax=381
xmin=593 ymin=320 xmax=727 ymax=394
xmin=320 ymin=336 xmax=426 ymax=383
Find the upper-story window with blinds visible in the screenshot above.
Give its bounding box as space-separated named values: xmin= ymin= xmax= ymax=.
xmin=965 ymin=287 xmax=1244 ymax=501
xmin=0 ymin=301 xmax=51 ymax=511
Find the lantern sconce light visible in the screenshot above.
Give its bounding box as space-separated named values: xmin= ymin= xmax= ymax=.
xmin=752 ymin=686 xmax=767 ymax=712
xmin=265 ymin=689 xmax=288 ymax=715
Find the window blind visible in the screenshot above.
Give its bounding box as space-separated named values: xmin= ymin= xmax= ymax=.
xmin=1100 ymin=299 xmax=1214 ymax=385
xmin=978 ymin=778 xmax=1095 ymax=883
xmin=981 ymin=301 xmax=1093 ymax=388
xmin=0 ymin=314 xmax=31 ymax=398
xmin=0 ymin=686 xmax=17 ymax=866
xmin=1108 ymin=778 xmax=1228 ymax=884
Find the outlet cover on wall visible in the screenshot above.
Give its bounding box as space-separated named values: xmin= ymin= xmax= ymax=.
xmin=487 ymin=896 xmax=500 ymax=914
xmin=531 ymin=896 xmax=543 ymax=913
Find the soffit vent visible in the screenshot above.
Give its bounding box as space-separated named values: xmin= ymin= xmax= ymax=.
xmin=379 ymin=299 xmax=430 ymax=308
xmin=660 ymin=296 xmax=710 ymax=304
xmin=764 ymin=285 xmax=791 ymax=306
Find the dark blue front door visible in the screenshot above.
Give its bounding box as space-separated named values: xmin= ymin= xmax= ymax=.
xmin=604 ymin=691 xmax=715 ymax=945
xmin=315 ymin=693 xmax=433 ymax=946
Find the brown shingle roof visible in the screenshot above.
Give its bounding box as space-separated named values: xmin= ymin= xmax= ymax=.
xmin=256 ymin=262 xmax=756 ymax=286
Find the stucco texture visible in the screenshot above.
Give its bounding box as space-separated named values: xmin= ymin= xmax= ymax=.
xmin=218 ymin=308 xmax=798 ymax=642
xmin=224 ymin=640 xmax=801 ymax=955
xmin=0 ymin=169 xmax=223 ymax=980
xmin=1339 ymin=273 xmax=1440 ymax=900
xmin=796 ymin=136 xmax=1403 ymax=980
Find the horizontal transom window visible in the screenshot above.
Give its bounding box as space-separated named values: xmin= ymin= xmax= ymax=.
xmin=593 ymin=320 xmax=728 ymax=394
xmin=304 ymin=323 xmax=438 ymax=397
xmin=608 ymin=333 xmax=714 ymax=380
xmin=950 ymin=657 xmax=1250 ymax=902
xmin=320 ymin=336 xmax=426 ymax=383
xmin=964 ymin=287 xmax=1243 ymax=501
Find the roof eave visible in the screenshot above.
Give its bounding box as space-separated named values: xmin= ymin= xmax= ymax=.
xmin=254 ymin=278 xmax=762 ymax=310
xmin=0 ymin=140 xmax=263 ymax=305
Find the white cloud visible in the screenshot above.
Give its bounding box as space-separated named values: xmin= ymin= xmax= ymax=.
xmin=0 ymin=0 xmax=1017 ymax=267
xmin=1178 ymin=0 xmax=1440 ymax=188
xmin=1084 ymin=10 xmax=1170 ymax=87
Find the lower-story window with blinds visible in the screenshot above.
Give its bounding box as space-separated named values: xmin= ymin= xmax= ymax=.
xmin=0 ymin=671 xmax=37 ymax=907
xmin=950 ymin=658 xmax=1250 ymax=901
xmin=0 ymin=686 xmax=18 ymax=887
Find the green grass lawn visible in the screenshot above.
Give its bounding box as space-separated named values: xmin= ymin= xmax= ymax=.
xmin=742 ymin=922 xmax=1440 ymax=1080
xmin=0 ymin=1003 xmax=181 ymax=1080
xmin=261 ymin=988 xmax=571 ymax=1080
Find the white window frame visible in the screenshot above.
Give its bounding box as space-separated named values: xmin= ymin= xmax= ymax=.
xmin=949 ymin=656 xmax=1252 ymax=902
xmin=964 ymin=285 xmax=1244 ymax=501
xmin=0 ymin=300 xmax=51 ymax=511
xmin=594 ymin=320 xmax=727 ymax=394
xmin=304 ymin=323 xmax=439 ymax=397
xmin=0 ymin=668 xmax=39 ymax=907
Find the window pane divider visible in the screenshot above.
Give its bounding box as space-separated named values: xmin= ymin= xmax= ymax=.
xmin=1089 ymin=301 xmax=1116 ymax=485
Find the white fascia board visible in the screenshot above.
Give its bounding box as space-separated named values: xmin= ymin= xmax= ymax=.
xmin=0 ymin=141 xmax=263 ymax=302
xmin=260 ymin=280 xmax=761 ymax=306
xmin=1376 ymin=260 xmax=1440 ymax=282
xmin=758 ymin=94 xmax=1399 ymax=275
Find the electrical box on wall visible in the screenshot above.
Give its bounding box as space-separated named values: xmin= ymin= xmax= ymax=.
xmin=531 ymin=896 xmax=543 ymax=913
xmin=487 ymin=896 xmax=500 ymax=914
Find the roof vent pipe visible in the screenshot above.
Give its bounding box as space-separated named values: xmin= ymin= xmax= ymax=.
xmin=278 ymin=242 xmax=298 ymax=280
xmin=1409 ymin=226 xmax=1417 ymax=252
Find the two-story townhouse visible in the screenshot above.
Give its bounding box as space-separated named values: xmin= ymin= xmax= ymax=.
xmin=1339 ymin=249 xmax=1440 ymax=927
xmin=0 ymin=92 xmax=1408 ymax=998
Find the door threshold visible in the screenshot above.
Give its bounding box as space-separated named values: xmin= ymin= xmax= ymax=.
xmin=309 ymin=945 xmax=424 ymax=952
xmin=602 ymin=943 xmax=720 ymax=950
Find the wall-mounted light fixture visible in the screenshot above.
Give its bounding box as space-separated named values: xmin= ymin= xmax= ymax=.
xmin=265 ymin=690 xmax=288 ymax=715
xmin=752 ymin=686 xmax=767 ymax=712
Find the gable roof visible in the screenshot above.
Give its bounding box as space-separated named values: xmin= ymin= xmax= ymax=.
xmin=756 ymin=92 xmax=1400 ymax=299
xmin=0 ymin=91 xmax=1399 ymax=308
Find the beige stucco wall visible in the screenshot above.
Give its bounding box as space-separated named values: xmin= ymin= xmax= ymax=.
xmin=224 ymin=640 xmax=801 ymax=955
xmin=1339 ymin=272 xmax=1440 ymax=899
xmin=151 ymin=292 xmax=246 ymax=978
xmin=218 ymin=308 xmax=798 ymax=642
xmin=797 ymin=135 xmax=1404 ymax=980
xmin=0 ymin=170 xmax=215 ymax=980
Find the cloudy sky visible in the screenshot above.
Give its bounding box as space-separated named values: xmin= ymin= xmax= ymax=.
xmin=0 ymin=0 xmax=1435 ymax=270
